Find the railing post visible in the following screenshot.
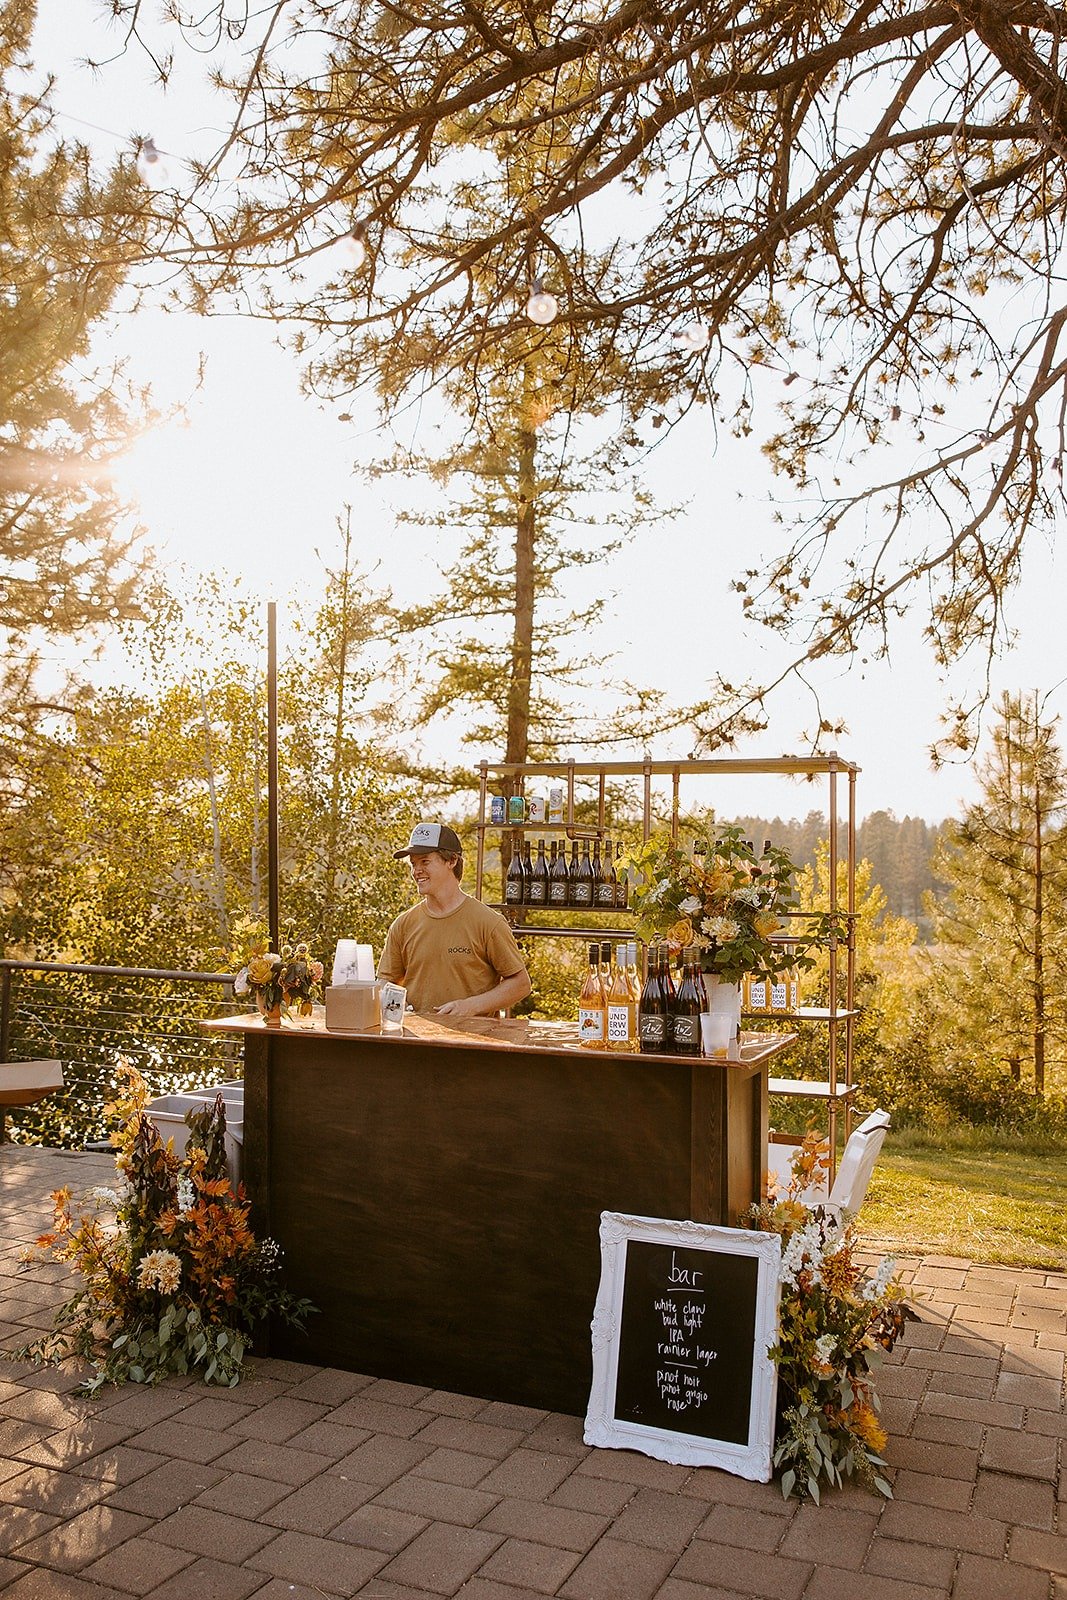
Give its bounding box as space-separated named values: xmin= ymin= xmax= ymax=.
xmin=0 ymin=967 xmax=10 ymax=1142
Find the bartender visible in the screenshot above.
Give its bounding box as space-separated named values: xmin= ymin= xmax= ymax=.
xmin=377 ymin=822 xmax=532 ymax=1017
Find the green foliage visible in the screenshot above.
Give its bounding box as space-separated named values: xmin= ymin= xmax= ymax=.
xmin=12 ymin=1066 xmax=314 ymax=1390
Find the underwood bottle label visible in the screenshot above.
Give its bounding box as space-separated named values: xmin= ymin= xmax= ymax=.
xmin=607 ymin=1004 xmax=629 ymax=1043
xmin=748 ymin=978 xmax=768 ymax=1010
xmin=770 ymin=980 xmax=788 ymax=1010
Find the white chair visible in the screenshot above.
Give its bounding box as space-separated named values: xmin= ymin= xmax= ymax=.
xmin=802 ymin=1108 xmax=891 ymax=1220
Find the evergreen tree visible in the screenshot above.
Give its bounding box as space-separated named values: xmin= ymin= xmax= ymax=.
xmin=929 ymin=693 xmax=1067 ymax=1095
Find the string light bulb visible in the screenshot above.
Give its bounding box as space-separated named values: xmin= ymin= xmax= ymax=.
xmin=671 ymin=322 xmax=710 ymax=352
xmin=333 ymin=226 xmax=367 ymax=270
xmin=135 ymin=137 xmax=170 ymax=188
xmin=526 ymin=279 xmax=558 ymax=325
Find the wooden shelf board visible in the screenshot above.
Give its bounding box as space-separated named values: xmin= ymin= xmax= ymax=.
xmin=768 ymin=1078 xmax=859 ymax=1100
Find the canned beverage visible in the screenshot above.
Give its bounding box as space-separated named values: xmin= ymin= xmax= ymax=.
xmin=547 ymin=786 xmax=564 ymax=823
xmin=508 ymin=795 xmax=526 ymax=824
xmin=528 ymin=796 xmax=546 ymax=822
xmin=490 ymin=795 xmax=507 ymax=824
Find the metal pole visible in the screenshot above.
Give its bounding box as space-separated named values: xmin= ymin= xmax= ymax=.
xmin=267 ymin=601 xmax=280 ymax=952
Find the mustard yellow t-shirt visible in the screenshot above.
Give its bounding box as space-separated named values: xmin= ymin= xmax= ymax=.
xmin=377 ymin=895 xmax=527 ymax=1013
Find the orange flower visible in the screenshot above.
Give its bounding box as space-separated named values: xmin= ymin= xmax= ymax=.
xmin=665 ymin=917 xmax=695 ymax=949
xmin=848 ymin=1401 xmax=887 ymax=1454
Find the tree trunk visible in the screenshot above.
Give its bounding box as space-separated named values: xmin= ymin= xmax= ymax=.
xmin=1033 ymin=720 xmax=1046 ymax=1097
xmin=325 ymin=514 xmax=354 ymax=906
xmin=507 ymin=422 xmax=536 ymax=770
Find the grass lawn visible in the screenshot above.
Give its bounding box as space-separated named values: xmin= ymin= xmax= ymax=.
xmin=858 ymin=1135 xmax=1067 ymax=1269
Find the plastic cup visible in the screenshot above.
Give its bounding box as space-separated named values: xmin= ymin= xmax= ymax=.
xmin=700 ymin=1012 xmax=732 ymax=1058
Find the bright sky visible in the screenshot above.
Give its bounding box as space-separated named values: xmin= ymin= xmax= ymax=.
xmin=28 ymin=4 xmax=1067 ymax=824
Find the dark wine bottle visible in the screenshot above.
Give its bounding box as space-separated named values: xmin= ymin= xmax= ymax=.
xmin=670 ymin=947 xmax=702 ymax=1056
xmin=504 ymin=840 xmax=524 ymax=906
xmin=527 ymin=838 xmax=548 ymax=906
xmin=571 ymin=838 xmax=595 ymax=909
xmin=521 ymin=839 xmax=534 ymax=904
xmin=549 ymin=839 xmax=570 ymax=907
xmin=638 ymin=942 xmax=667 ymax=1054
xmin=660 ymin=943 xmax=677 ymax=1051
xmin=594 ymin=836 xmax=617 ymax=909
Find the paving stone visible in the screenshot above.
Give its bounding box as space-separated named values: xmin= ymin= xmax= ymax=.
xmin=411 ymin=1448 xmax=495 ymax=1487
xmin=0 ymin=1505 xmax=63 ymax=1556
xmin=919 ymin=1392 xmax=1024 ymax=1429
xmin=248 ymin=1529 xmax=389 ymax=1594
xmin=360 ymin=1378 xmax=435 ymax=1408
xmin=777 ymin=1502 xmax=878 ymax=1568
xmin=106 ymin=1456 xmax=226 ymax=1517
xmin=461 ymin=1581 xmax=563 ymax=1600
xmin=1002 ymin=1344 xmax=1065 ymax=1379
xmin=952 ymin=1552 xmax=1051 ymax=1600
xmin=801 ymin=1569 xmax=948 ymax=1600
xmin=416 ymin=1390 xmax=490 ymax=1420
xmin=972 ymin=1469 xmax=1056 ymax=1531
xmin=995 ymin=1370 xmax=1064 ymax=1408
xmin=121 ymin=1420 xmax=233 ymax=1465
xmin=571 ymin=1450 xmax=691 ymax=1493
xmin=192 ymin=1470 xmax=293 ymax=1518
xmin=327 ymin=1435 xmax=435 ymax=1488
xmin=331 ymin=1500 xmax=428 ymax=1553
xmin=168 ymin=1394 xmax=257 ymax=1432
xmin=477 ymin=1534 xmax=582 ymax=1591
xmin=475 ymin=1447 xmax=577 ymax=1500
xmin=0 ymin=1465 xmax=111 ymax=1518
xmin=410 ymin=1416 xmax=528 ymax=1459
xmin=327 ymin=1395 xmax=438 ymax=1440
xmin=0 ymin=1570 xmax=112 ymax=1599
xmin=877 ymin=1499 xmax=1008 ymax=1558
xmin=243 ymin=1357 xmax=319 ymax=1383
xmin=903 ymin=1349 xmax=998 ymax=1378
xmin=283 ymin=1419 xmax=373 ymax=1458
xmin=884 ymin=1437 xmax=980 ymax=1481
xmin=602 ymin=1487 xmax=708 ymax=1553
xmin=226 ymin=1396 xmax=331 ymax=1443
xmin=1 ymin=1390 xmax=94 ymax=1430
xmin=1007 ymin=1524 xmax=1067 ymax=1574
xmin=981 ymin=1425 xmax=1059 ymax=1480
xmin=695 ymin=1500 xmax=784 ymax=1551
xmin=680 ymin=1470 xmax=793 ymax=1514
xmin=86 ymin=1387 xmax=195 ymax=1429
xmin=478 ymin=1494 xmax=609 ymax=1552
xmin=9 ymin=1503 xmax=151 ymax=1572
xmin=549 ymin=1473 xmax=636 ymax=1516
xmin=670 ymin=1539 xmax=811 ymax=1599
xmin=863 ymin=1532 xmax=957 ymax=1589
xmin=284 ymin=1368 xmax=375 ymax=1407
xmin=375 ymin=1522 xmax=504 ymax=1594
xmin=143 ymin=1504 xmax=277 ymax=1561
xmin=889 ymin=1470 xmax=973 ymax=1512
xmin=68 ymin=1446 xmax=169 ymax=1487
xmin=521 ymin=1414 xmax=589 ymax=1458
xmin=911 ymin=1412 xmax=983 ymax=1448
xmin=142 ymin=1556 xmax=267 ymax=1599
xmin=373 ymin=1473 xmax=501 ymax=1527
xmin=79 ymin=1534 xmax=195 ymax=1594
xmin=922 ymin=1370 xmax=995 ymax=1400
xmin=1025 ymin=1407 xmax=1067 ymax=1438
xmin=656 ymin=1582 xmax=775 ymax=1600
xmin=262 ymin=1474 xmax=379 ymax=1534
xmin=476 ymin=1401 xmax=549 ymax=1432
xmin=1011 ymin=1304 xmax=1067 ymax=1334
xmin=215 ymin=1436 xmax=345 ymax=1486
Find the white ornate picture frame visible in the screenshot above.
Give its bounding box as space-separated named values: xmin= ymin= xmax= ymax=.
xmin=584 ymin=1212 xmax=782 ymax=1482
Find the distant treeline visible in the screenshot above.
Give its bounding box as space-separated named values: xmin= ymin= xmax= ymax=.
xmin=725 ymin=810 xmax=948 ymax=929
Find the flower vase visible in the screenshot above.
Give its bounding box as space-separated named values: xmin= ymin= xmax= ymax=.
xmin=257 ymin=994 xmax=282 ymax=1027
xmin=703 ymin=975 xmax=741 ymax=1041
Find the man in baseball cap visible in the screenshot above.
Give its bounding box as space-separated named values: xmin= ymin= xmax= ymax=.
xmin=378 ymin=821 xmax=531 ymax=1017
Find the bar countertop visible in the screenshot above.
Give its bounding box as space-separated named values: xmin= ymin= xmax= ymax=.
xmin=203 ymin=1008 xmax=796 ymax=1065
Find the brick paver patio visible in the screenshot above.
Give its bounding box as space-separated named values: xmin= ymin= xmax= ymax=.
xmin=1 ymin=1145 xmax=1063 ymax=1599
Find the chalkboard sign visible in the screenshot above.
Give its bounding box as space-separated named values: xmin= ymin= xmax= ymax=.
xmin=584 ymin=1213 xmax=781 ymax=1481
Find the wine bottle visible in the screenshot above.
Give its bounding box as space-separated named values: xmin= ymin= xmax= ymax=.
xmin=614 ymin=842 xmax=628 ymax=910
xmin=504 ymin=840 xmax=524 ymax=906
xmin=606 ymin=942 xmax=630 ymax=1050
xmin=670 ymin=946 xmax=702 ymax=1056
xmin=578 ymin=942 xmax=607 ymax=1048
xmin=595 ymin=836 xmax=617 ymax=909
xmin=591 ymin=837 xmax=603 ymax=899
xmin=527 ymin=838 xmax=548 ymax=906
xmin=521 ymin=838 xmax=534 ymax=904
xmin=549 ymin=839 xmax=570 ymax=907
xmin=639 ymin=942 xmax=667 ymax=1054
xmin=571 ymin=838 xmax=595 ymax=909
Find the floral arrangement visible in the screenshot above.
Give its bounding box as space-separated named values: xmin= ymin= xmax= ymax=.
xmin=623 ymin=825 xmax=809 ymax=982
xmin=14 ymin=1063 xmax=313 ymax=1392
xmin=229 ymin=917 xmax=323 ymax=1018
xmin=749 ymin=1132 xmax=918 ymax=1501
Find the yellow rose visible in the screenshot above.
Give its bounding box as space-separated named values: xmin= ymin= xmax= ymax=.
xmin=754 ymin=911 xmax=779 ymax=938
xmin=665 ymin=917 xmax=694 ymax=949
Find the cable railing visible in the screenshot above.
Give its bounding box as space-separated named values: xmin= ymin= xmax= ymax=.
xmin=0 ymin=959 xmax=241 ymax=1148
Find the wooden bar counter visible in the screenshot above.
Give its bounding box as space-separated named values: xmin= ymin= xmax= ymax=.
xmin=205 ymin=1012 xmax=793 ymax=1415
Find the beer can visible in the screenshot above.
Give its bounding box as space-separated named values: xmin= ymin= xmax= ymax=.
xmin=490 ymin=795 xmax=507 ymax=824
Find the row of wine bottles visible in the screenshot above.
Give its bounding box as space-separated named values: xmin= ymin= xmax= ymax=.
xmin=636 ymin=943 xmax=709 ymax=1056
xmin=578 ymin=942 xmax=640 ymax=1050
xmin=505 ymin=837 xmax=629 ymax=911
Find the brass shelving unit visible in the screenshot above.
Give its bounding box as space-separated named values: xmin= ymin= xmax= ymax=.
xmin=474 ymin=753 xmax=861 ymax=1161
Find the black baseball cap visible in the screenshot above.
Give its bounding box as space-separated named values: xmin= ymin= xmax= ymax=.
xmin=393 ymin=822 xmax=464 ymax=858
